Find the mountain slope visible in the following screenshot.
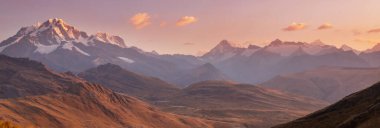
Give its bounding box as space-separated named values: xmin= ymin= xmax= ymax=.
xmin=156 ymin=81 xmax=328 ymax=128
xmin=0 ymin=55 xmax=211 ymax=128
xmin=274 ymin=81 xmax=380 ymax=128
xmin=78 ymin=63 xmax=180 ymax=100
xmin=262 ymin=66 xmax=380 ymax=102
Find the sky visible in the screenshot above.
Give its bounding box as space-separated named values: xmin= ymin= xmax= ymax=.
xmin=1 ymin=0 xmax=380 ymax=55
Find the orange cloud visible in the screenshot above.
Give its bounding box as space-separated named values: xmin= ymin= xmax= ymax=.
xmin=283 ymin=22 xmax=307 ymax=31
xmin=368 ymin=28 xmax=380 ymax=33
xmin=130 ymin=13 xmax=151 ymax=29
xmin=318 ymin=23 xmax=333 ymax=30
xmin=176 ymin=16 xmax=198 ymax=26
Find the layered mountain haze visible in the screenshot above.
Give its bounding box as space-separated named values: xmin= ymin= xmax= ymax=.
xmin=203 ymin=39 xmax=369 ymax=84
xmin=172 ymin=63 xmax=231 ymax=87
xmin=78 ymin=63 xmax=180 ymax=100
xmin=0 ymin=55 xmax=212 ymax=128
xmin=262 ymin=66 xmax=380 ymax=103
xmin=274 ymin=82 xmax=380 ymax=128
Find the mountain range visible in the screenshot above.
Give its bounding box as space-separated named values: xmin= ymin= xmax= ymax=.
xmin=2 ymin=18 xmax=380 ymax=87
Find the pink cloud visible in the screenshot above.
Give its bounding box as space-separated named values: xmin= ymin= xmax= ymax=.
xmin=130 ymin=13 xmax=151 ymax=29
xmin=283 ymin=22 xmax=307 ymax=31
xmin=176 ymin=16 xmax=198 ymax=26
xmin=368 ymin=28 xmax=380 ymax=33
xmin=318 ymin=23 xmax=333 ymax=30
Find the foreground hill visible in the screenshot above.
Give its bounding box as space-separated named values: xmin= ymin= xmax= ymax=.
xmin=156 ymin=81 xmax=328 ymax=128
xmin=262 ymin=66 xmax=380 ymax=102
xmin=0 ymin=55 xmax=211 ymax=128
xmin=274 ymin=81 xmax=380 ymax=128
xmin=78 ymin=63 xmax=180 ymax=100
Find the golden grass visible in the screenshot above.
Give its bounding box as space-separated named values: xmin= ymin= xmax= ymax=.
xmin=0 ymin=120 xmax=19 ymax=128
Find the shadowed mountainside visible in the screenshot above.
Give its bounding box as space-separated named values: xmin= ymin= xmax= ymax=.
xmin=273 ymin=81 xmax=380 ymax=128
xmin=262 ymin=66 xmax=380 ymax=103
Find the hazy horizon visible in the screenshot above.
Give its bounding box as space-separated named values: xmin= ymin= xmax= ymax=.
xmin=1 ymin=0 xmax=380 ymax=55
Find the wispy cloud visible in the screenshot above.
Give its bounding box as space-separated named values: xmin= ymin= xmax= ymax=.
xmin=183 ymin=42 xmax=194 ymax=45
xmin=352 ymin=29 xmax=362 ymax=36
xmin=176 ymin=16 xmax=198 ymax=26
xmin=317 ymin=23 xmax=333 ymax=30
xmin=130 ymin=13 xmax=151 ymax=29
xmin=283 ymin=22 xmax=307 ymax=31
xmin=368 ymin=28 xmax=380 ymax=33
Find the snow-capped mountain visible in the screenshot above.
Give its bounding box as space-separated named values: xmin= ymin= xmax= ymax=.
xmin=201 ymin=39 xmax=369 ymax=84
xmin=0 ymin=18 xmax=201 ymax=82
xmin=0 ymin=18 xmax=126 ymax=56
xmin=262 ymin=39 xmax=341 ymax=56
xmin=201 ymin=40 xmax=246 ymax=62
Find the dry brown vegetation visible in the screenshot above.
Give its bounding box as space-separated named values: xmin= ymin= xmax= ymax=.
xmin=274 ymin=82 xmax=380 ymax=128
xmin=0 ymin=55 xmax=212 ymax=128
xmin=0 ymin=120 xmax=19 ymax=128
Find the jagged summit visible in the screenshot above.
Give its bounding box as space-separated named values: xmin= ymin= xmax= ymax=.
xmin=269 ymin=39 xmax=283 ymax=46
xmin=91 ymin=32 xmax=126 ymax=48
xmin=10 ymin=18 xmax=126 ymax=48
xmin=0 ymin=18 xmax=129 ymax=58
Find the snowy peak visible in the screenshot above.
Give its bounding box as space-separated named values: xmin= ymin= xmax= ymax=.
xmin=263 ymin=39 xmax=339 ymax=56
xmin=14 ymin=18 xmax=89 ymax=46
xmin=340 ymin=44 xmax=360 ymax=54
xmin=203 ymin=40 xmax=234 ymax=56
xmin=269 ymin=39 xmax=283 ymax=46
xmin=201 ymin=40 xmax=244 ymax=62
xmin=13 ymin=18 xmax=126 ymax=48
xmin=215 ymin=40 xmax=235 ymax=49
xmin=0 ymin=18 xmax=130 ymax=56
xmin=91 ymin=32 xmax=126 ymax=48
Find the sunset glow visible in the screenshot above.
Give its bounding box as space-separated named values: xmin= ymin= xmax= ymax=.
xmin=1 ymin=0 xmax=380 ymax=55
